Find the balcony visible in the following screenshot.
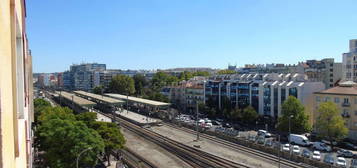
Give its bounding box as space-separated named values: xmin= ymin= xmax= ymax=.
xmin=342 ymin=102 xmax=351 ymax=107
xmin=341 ymin=112 xmax=350 ymax=118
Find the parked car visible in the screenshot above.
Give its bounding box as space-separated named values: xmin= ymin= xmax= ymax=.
xmin=338 ymin=142 xmax=357 ymax=151
xmin=302 ymin=149 xmax=311 ymax=158
xmin=313 ymin=142 xmax=332 ymax=152
xmin=258 ymin=130 xmax=272 ymax=138
xmin=292 ymin=145 xmax=300 ymax=155
xmin=222 ymin=123 xmax=232 ymax=128
xmin=288 ymin=134 xmax=311 ymax=147
xmin=336 ymin=157 xmax=347 ymax=167
xmin=312 ymin=151 xmax=321 ymax=161
xmin=211 ymin=120 xmax=221 ymax=126
xmin=265 ymin=139 xmax=273 ymax=147
xmin=257 ymin=136 xmax=265 ymax=144
xmin=337 ymin=149 xmax=354 ymax=158
xmin=350 ymin=159 xmax=357 ymax=168
xmin=323 ymin=154 xmax=335 ymax=165
xmin=282 ymin=144 xmax=290 ymax=152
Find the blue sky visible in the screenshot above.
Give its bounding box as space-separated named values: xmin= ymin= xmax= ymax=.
xmin=27 ymin=0 xmax=357 ymax=73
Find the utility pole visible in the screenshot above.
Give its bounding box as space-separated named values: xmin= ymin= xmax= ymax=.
xmin=196 ymin=102 xmax=199 ymax=141
xmin=278 ymin=135 xmax=281 ymax=168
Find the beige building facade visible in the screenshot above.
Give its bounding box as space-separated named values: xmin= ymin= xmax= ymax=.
xmin=313 ymin=82 xmax=357 ymax=140
xmin=0 ymin=0 xmax=34 ymax=167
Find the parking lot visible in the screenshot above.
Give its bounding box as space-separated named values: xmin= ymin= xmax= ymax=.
xmin=174 ymin=114 xmax=357 ymax=168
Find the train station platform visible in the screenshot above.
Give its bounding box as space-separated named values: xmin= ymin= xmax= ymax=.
xmin=115 ymin=110 xmax=161 ymax=126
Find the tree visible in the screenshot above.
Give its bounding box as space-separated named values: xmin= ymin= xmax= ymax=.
xmin=38 ymin=119 xmax=105 ymax=168
xmin=230 ymin=108 xmax=241 ymax=120
xmin=133 ymin=74 xmax=148 ymax=96
xmin=34 ymin=98 xmax=52 ymax=123
xmin=193 ymin=71 xmax=210 ymax=77
xmin=76 ymin=112 xmax=98 ymax=127
xmin=198 ymin=103 xmax=216 ymax=118
xmin=151 ymin=72 xmax=179 ymax=91
xmin=315 ymin=102 xmax=348 ymax=146
xmin=92 ymin=122 xmax=126 ymax=166
xmin=109 ymin=75 xmax=135 ymax=95
xmin=93 ymin=85 xmax=104 ymax=95
xmin=241 ymin=106 xmax=258 ymax=124
xmin=217 ymin=69 xmax=236 ymax=75
xmin=144 ymin=91 xmax=169 ymax=103
xmin=277 ymin=96 xmax=311 ymax=134
xmin=179 ymin=71 xmax=194 ymax=81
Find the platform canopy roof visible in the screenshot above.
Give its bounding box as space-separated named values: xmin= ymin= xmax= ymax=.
xmin=105 ymin=93 xmax=170 ymax=106
xmin=74 ymin=91 xmax=124 ymax=105
xmin=56 ymin=91 xmax=96 ymax=107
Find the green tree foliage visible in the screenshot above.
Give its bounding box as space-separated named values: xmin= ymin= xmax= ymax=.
xmin=34 ymin=98 xmax=52 ymax=122
xmin=193 ymin=71 xmax=210 ymax=77
xmin=91 ymin=122 xmax=126 ymax=166
xmin=241 ymin=106 xmax=258 ymax=124
xmin=109 ymin=74 xmax=135 ymax=95
xmin=230 ymin=108 xmax=241 ymax=120
xmin=133 ymin=74 xmax=148 ymax=96
xmin=198 ymin=103 xmax=216 ymax=118
xmin=217 ymin=69 xmax=236 ymax=75
xmin=151 ymin=72 xmax=179 ymax=91
xmin=92 ymin=85 xmax=104 ymax=95
xmin=76 ymin=112 xmax=98 ymax=127
xmin=144 ymin=91 xmax=169 ymax=103
xmin=277 ymin=96 xmax=311 ymax=134
xmin=179 ymin=71 xmax=194 ymax=81
xmin=315 ymin=102 xmax=348 ymax=145
xmin=38 ymin=119 xmax=104 ymax=168
xmin=35 ymin=106 xmax=104 ymax=168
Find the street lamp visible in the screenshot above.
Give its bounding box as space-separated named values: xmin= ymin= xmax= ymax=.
xmin=76 ymin=147 xmax=92 ymax=168
xmin=195 ymin=101 xmax=200 ymax=141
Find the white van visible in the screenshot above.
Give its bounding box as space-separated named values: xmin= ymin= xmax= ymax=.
xmin=288 ymin=134 xmax=311 ymax=147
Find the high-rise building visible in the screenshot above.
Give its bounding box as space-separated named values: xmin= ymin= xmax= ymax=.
xmin=0 ymin=0 xmax=34 ymax=167
xmin=342 ymin=39 xmax=357 ymax=82
xmin=62 ymin=63 xmax=106 ymax=91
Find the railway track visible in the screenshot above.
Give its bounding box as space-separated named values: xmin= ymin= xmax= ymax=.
xmin=121 ymin=119 xmax=249 ymax=168
xmin=121 ymin=148 xmax=158 ymax=168
xmin=164 ymin=122 xmax=309 ymax=168
xmin=100 ymin=111 xmax=251 ymax=168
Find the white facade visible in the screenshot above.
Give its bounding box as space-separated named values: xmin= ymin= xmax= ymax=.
xmin=342 ymin=39 xmax=357 ymax=82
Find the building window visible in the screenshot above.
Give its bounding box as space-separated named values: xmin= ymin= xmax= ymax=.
xmin=355 ymin=111 xmax=357 ymax=116
xmin=316 ymin=96 xmax=321 ymax=102
xmin=330 ymin=79 xmax=333 ymax=82
xmin=355 ymin=98 xmax=357 ymax=104
xmin=324 ymin=97 xmax=330 ymax=102
xmin=344 ymin=98 xmax=349 ymax=104
xmin=329 ymin=84 xmax=334 ymax=87
xmin=334 ymin=97 xmax=340 ymax=103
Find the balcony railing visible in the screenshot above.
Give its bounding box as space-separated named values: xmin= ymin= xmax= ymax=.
xmin=341 ymin=112 xmax=350 ymax=118
xmin=342 ymin=102 xmax=351 ymax=107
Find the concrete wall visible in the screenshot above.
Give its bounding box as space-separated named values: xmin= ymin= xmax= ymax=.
xmin=0 ymin=0 xmax=33 ymax=167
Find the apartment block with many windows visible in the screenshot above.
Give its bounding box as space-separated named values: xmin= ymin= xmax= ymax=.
xmin=343 ymin=39 xmax=357 ymax=82
xmin=205 ymin=73 xmax=325 ymax=121
xmin=313 ymin=81 xmax=357 ymax=140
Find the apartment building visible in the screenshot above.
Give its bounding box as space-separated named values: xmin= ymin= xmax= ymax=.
xmin=205 ymin=73 xmax=325 ymax=121
xmin=313 ymin=81 xmax=357 ymax=140
xmin=63 ymin=63 xmax=106 ymax=90
xmin=0 ymin=0 xmax=34 ymax=167
xmin=297 ymin=58 xmax=342 ymax=88
xmin=343 ymin=39 xmax=357 ymax=82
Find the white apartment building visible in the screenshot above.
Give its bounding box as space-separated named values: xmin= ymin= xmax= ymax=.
xmin=343 ymin=39 xmax=357 ymax=82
